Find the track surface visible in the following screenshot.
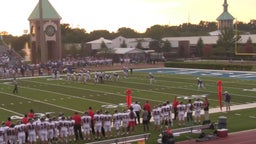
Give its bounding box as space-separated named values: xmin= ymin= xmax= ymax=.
xmin=176 ymin=129 xmax=256 ymax=144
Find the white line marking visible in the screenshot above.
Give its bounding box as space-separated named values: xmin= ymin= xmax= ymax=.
xmin=0 ymin=107 xmax=23 ymax=116
xmin=0 ymin=91 xmax=83 ymax=113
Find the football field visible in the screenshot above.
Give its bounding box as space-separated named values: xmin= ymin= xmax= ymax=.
xmin=1 ymin=67 xmax=256 ymax=122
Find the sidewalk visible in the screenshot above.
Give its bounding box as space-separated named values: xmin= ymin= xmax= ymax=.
xmin=209 ymin=102 xmax=256 ymax=114
xmin=148 ymin=102 xmax=256 ymax=123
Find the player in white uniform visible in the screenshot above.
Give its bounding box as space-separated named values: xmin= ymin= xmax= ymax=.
xmin=112 ymin=72 xmax=119 ymax=81
xmin=67 ymin=118 xmax=75 ymax=143
xmin=194 ymin=98 xmax=203 ymax=124
xmin=58 ymin=116 xmax=69 ymax=143
xmin=121 ymin=110 xmax=129 ymax=135
xmin=177 ymin=101 xmax=186 ymax=126
xmin=122 ymin=66 xmax=129 ymax=79
xmin=47 ymin=119 xmax=55 ymax=143
xmin=113 ymin=110 xmax=121 ymax=136
xmin=26 ymin=119 xmax=37 ymax=144
xmin=186 ymin=99 xmax=194 ymax=124
xmin=67 ymin=72 xmax=71 ymax=81
xmin=152 ymin=105 xmax=161 ymax=131
xmin=163 ymin=101 xmax=172 ymax=127
xmin=103 ymin=111 xmax=112 ymax=138
xmin=81 ymin=112 xmax=91 ymax=141
xmin=94 ymin=111 xmax=103 ymax=140
xmin=15 ymin=121 xmax=26 ymax=144
xmin=53 ymin=118 xmax=59 ymax=142
xmin=0 ymin=124 xmax=6 ymax=144
xmin=149 ymin=72 xmax=155 ymax=84
xmin=197 ymin=77 xmax=204 ymax=89
xmin=37 ymin=118 xmax=49 ymax=144
xmin=6 ymin=124 xmax=17 ymax=144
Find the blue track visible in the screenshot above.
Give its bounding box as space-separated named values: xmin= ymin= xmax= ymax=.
xmin=135 ymin=68 xmax=256 ymax=80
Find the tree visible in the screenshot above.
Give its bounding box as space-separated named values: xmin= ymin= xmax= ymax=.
xmin=117 ymin=27 xmax=139 ymax=38
xmin=98 ymin=41 xmax=114 ymax=58
xmin=196 ymin=38 xmax=204 ymax=57
xmin=217 ymin=28 xmax=241 ymax=59
xmin=136 ymin=40 xmax=144 ymax=49
xmin=162 ymin=40 xmax=171 ymax=52
xmin=61 ymin=24 xmax=87 ymax=43
xmin=149 ymin=40 xmax=161 ymax=52
xmin=120 ymin=40 xmax=127 ymax=48
xmin=244 ymin=37 xmax=253 ymax=53
xmin=145 ymin=25 xmax=164 ymax=40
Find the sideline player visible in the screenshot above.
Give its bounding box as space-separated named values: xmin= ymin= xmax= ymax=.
xmin=152 ymin=105 xmax=161 ymax=131
xmin=177 ymin=101 xmax=186 ymax=126
xmin=26 ymin=119 xmax=37 ymax=144
xmin=103 ymin=111 xmax=112 ymax=138
xmin=81 ymin=112 xmax=91 ymax=141
xmin=193 ymin=98 xmax=203 ymax=124
xmin=113 ymin=110 xmax=121 ymax=137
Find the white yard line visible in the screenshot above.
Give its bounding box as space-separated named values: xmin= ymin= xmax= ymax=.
xmin=21 ymin=80 xmax=163 ymax=103
xmin=20 ymin=85 xmax=113 ymax=105
xmin=0 ymin=91 xmax=83 ymax=113
xmin=0 ymin=107 xmax=23 ymax=116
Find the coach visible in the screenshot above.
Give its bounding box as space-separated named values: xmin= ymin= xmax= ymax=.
xmin=72 ymin=112 xmax=83 ymax=141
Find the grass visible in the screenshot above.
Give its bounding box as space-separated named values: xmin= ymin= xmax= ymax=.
xmin=0 ymin=69 xmax=256 ymax=143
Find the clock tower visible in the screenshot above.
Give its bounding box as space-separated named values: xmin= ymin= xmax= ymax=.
xmin=28 ymin=0 xmax=62 ymax=63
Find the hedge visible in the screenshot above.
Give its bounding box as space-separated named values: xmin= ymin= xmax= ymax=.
xmin=164 ymin=62 xmax=253 ymax=71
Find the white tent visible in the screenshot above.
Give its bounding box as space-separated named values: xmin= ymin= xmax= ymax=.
xmin=86 ymin=37 xmax=112 ymax=50
xmin=113 ymin=48 xmax=145 ymax=54
xmin=87 ymin=37 xmax=112 ymax=44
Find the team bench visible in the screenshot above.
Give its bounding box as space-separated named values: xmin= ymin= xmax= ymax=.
xmin=157 ymin=123 xmax=217 ymax=143
xmin=172 ymin=122 xmax=217 ymax=136
xmin=88 ymin=133 xmax=151 ymax=144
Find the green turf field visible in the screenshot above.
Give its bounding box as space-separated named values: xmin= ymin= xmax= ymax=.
xmin=0 ymin=70 xmax=256 ymax=143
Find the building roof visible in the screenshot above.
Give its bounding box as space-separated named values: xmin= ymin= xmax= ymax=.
xmin=216 ymin=12 xmax=234 ymax=21
xmin=113 ymin=48 xmax=144 ymax=54
xmin=87 ymin=37 xmax=112 ymax=44
xmin=162 ymin=34 xmax=256 ymax=45
xmin=216 ymin=0 xmax=234 ymax=21
xmin=28 ymin=0 xmax=61 ymax=20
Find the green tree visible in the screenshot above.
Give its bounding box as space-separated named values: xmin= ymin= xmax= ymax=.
xmin=145 ymin=25 xmax=164 ymax=40
xmin=136 ymin=40 xmax=144 ymax=49
xmin=196 ymin=37 xmax=204 ymax=57
xmin=244 ymin=37 xmax=254 ymax=53
xmin=117 ymin=27 xmax=139 ymax=38
xmin=98 ymin=41 xmax=114 ymax=58
xmin=149 ymin=40 xmax=161 ymax=52
xmin=120 ymin=40 xmax=127 ymax=48
xmin=217 ymin=28 xmax=241 ymax=59
xmin=162 ymin=40 xmax=171 ymax=52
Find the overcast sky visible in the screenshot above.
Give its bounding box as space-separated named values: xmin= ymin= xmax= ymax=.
xmin=0 ymin=0 xmax=255 ymax=36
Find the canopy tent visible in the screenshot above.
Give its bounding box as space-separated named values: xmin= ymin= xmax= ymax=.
xmin=113 ymin=48 xmax=144 ymax=54
xmin=87 ymin=37 xmax=112 ymax=44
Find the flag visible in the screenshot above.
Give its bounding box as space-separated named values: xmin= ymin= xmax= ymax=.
xmin=126 ymin=89 xmax=132 ymax=108
xmin=217 ymin=80 xmax=222 ymax=111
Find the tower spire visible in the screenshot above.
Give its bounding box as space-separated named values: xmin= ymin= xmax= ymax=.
xmin=223 ymin=0 xmax=228 ymax=12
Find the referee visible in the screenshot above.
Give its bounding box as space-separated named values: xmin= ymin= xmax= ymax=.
xmin=13 ymin=78 xmax=18 ymax=94
xmin=132 ymin=101 xmax=141 ymax=125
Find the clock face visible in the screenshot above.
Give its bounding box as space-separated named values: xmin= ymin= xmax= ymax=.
xmin=45 ymin=25 xmax=56 ymax=36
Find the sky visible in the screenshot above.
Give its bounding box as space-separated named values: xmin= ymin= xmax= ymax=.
xmin=0 ymin=0 xmax=255 ymax=36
